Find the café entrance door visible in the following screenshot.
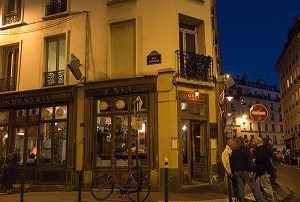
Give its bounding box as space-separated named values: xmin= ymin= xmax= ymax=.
xmin=14 ymin=125 xmax=38 ymax=167
xmin=191 ymin=120 xmax=207 ymax=182
xmin=181 ymin=120 xmax=207 ymax=183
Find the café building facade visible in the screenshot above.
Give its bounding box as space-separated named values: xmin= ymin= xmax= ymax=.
xmin=0 ymin=0 xmax=224 ymax=190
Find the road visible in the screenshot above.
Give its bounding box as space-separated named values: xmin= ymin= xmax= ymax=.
xmin=275 ymin=163 xmax=300 ymax=201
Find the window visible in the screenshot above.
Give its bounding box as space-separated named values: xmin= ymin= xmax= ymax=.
xmin=0 ymin=111 xmax=9 ymax=158
xmin=270 ymin=103 xmax=273 ymax=110
xmin=3 ymin=0 xmax=22 ymax=25
xmin=265 ymin=124 xmax=268 ymax=131
xmin=0 ymin=45 xmax=19 ymax=92
xmin=280 ymin=125 xmax=283 ymax=132
xmin=96 ymin=95 xmax=148 ymax=167
xmin=44 ymin=36 xmax=65 ymax=86
xmin=271 ymin=113 xmax=274 ymax=121
xmin=250 ymin=123 xmax=253 ymax=131
xmin=110 ymin=20 xmax=136 ymax=79
xmin=39 ymin=105 xmax=68 ymax=165
xmin=46 ymin=0 xmax=67 ymax=16
xmin=272 ymin=124 xmax=275 ymax=132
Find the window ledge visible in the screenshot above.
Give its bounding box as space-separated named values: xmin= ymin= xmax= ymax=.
xmin=42 ymin=12 xmax=69 ymax=21
xmin=0 ymin=21 xmax=27 ymax=30
xmin=107 ymin=0 xmax=137 ymax=6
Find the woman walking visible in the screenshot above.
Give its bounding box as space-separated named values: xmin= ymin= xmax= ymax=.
xmin=231 ymin=137 xmax=265 ymax=202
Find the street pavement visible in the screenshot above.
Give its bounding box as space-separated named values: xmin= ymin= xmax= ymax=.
xmin=1 ymin=164 xmax=299 ymax=202
xmin=0 ymin=190 xmax=229 ymax=202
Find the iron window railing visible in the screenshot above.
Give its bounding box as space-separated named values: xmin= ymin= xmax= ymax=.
xmin=175 ymin=50 xmax=213 ymax=82
xmin=44 ymin=70 xmax=64 ymax=87
xmin=4 ymin=10 xmax=21 ymax=25
xmin=46 ymin=0 xmax=67 ymax=16
xmin=0 ymin=77 xmax=17 ymax=92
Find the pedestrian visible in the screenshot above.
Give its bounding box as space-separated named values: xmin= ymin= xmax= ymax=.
xmin=265 ymin=139 xmax=280 ymax=186
xmin=254 ymin=137 xmax=275 ymax=202
xmin=231 ymin=137 xmax=265 ymax=202
xmin=2 ymin=149 xmax=20 ymax=194
xmin=221 ymin=137 xmax=238 ymax=199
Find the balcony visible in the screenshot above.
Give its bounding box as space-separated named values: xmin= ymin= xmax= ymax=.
xmin=0 ymin=77 xmax=17 ymax=92
xmin=4 ymin=10 xmax=21 ymax=25
xmin=46 ymin=1 xmax=67 ymax=16
xmin=44 ymin=70 xmax=64 ymax=87
xmin=175 ymin=50 xmax=213 ymax=82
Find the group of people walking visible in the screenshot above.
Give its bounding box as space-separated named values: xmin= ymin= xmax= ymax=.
xmin=222 ymin=136 xmax=277 ymax=202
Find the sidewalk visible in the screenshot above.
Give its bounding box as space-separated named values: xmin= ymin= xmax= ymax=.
xmin=0 ymin=190 xmax=229 ymax=202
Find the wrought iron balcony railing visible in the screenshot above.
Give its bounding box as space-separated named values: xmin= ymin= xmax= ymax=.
xmin=46 ymin=1 xmax=67 ymax=16
xmin=4 ymin=10 xmax=21 ymax=25
xmin=0 ymin=77 xmax=17 ymax=92
xmin=44 ymin=70 xmax=64 ymax=87
xmin=175 ymin=50 xmax=213 ymax=82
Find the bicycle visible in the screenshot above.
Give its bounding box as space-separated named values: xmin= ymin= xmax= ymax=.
xmin=90 ymin=158 xmax=150 ymax=202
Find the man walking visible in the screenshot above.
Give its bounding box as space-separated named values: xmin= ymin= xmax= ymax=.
xmin=222 ymin=137 xmax=238 ymax=199
xmin=254 ymin=137 xmax=275 ymax=202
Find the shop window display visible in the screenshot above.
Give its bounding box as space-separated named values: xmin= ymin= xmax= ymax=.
xmin=96 ymin=96 xmax=148 ymax=167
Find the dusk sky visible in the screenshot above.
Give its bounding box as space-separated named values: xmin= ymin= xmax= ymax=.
xmin=217 ymin=1 xmax=300 ymax=87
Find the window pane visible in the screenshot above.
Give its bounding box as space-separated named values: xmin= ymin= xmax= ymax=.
xmin=41 ymin=107 xmax=53 ymax=120
xmin=114 ymin=98 xmax=128 ymax=112
xmin=55 ymin=106 xmax=67 ymax=119
xmin=97 ymin=100 xmax=112 ymax=114
xmin=47 ymin=41 xmax=57 ymax=72
xmin=114 ymin=115 xmax=128 ymax=166
xmin=27 ymin=126 xmax=38 ymax=166
xmin=0 ymin=126 xmax=8 ymax=158
xmin=0 ymin=111 xmax=9 ymax=124
xmin=29 ymin=108 xmax=39 ymax=122
xmin=15 ymin=126 xmax=25 ymax=164
xmin=131 ymin=95 xmax=147 ymax=112
xmin=58 ymin=39 xmax=65 ymax=70
xmin=53 ymin=122 xmax=67 ymax=164
xmin=96 ymin=116 xmax=111 ymax=167
xmin=39 ymin=123 xmax=52 ymax=164
xmin=181 ymin=120 xmax=188 ymax=164
xmin=16 ymin=109 xmax=26 ymax=123
xmin=132 ymin=113 xmax=148 ymax=167
xmin=180 ymin=102 xmax=206 ymax=116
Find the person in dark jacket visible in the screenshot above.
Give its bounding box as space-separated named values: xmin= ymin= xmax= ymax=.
xmin=254 ymin=137 xmax=275 ymax=202
xmin=231 ymin=137 xmax=265 ymax=202
xmin=2 ymin=149 xmax=20 ymax=194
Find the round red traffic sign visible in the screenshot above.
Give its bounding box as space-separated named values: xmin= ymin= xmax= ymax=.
xmin=249 ymin=104 xmax=268 ymax=122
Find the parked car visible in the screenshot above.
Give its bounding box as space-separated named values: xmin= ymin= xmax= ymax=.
xmin=284 ymin=150 xmax=300 ymax=165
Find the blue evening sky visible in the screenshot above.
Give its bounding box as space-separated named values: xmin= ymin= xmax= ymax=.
xmin=217 ymin=1 xmax=300 ymax=87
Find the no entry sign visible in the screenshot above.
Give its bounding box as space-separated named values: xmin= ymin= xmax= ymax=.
xmin=249 ymin=104 xmax=268 ymax=122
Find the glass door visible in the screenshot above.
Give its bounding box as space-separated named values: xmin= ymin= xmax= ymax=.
xmin=14 ymin=125 xmax=38 ymax=166
xmin=191 ymin=120 xmax=207 ymax=182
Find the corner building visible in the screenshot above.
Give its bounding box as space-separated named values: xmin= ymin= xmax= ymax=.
xmin=0 ymin=0 xmax=223 ymax=190
xmin=277 ymin=15 xmax=300 ymax=150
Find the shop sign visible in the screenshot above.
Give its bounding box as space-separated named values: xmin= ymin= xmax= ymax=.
xmin=0 ymin=95 xmax=51 ymax=107
xmin=147 ymin=51 xmax=161 ymax=65
xmin=104 ymin=86 xmax=134 ymax=95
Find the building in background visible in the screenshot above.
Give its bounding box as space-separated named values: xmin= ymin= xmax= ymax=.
xmin=276 ymin=14 xmax=300 ymax=150
xmin=224 ymin=75 xmax=285 ymax=151
xmin=0 ymin=0 xmax=226 ymax=190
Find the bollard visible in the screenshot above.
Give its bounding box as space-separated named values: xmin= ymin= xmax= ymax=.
xmin=227 ymin=173 xmax=233 ymax=202
xmin=78 ymin=171 xmax=83 ymax=202
xmin=164 ymin=158 xmax=168 ymax=202
xmin=20 ymin=167 xmax=24 ymax=202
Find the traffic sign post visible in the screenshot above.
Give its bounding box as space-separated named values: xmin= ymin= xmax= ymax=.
xmin=249 ymin=104 xmax=268 ymax=137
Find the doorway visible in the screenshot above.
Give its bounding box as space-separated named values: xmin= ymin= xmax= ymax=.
xmin=14 ymin=125 xmax=38 ymax=167
xmin=181 ymin=120 xmax=207 ymax=183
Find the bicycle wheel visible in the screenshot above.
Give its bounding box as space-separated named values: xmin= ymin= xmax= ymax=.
xmin=125 ymin=174 xmax=150 ymax=202
xmin=91 ymin=175 xmax=114 ymax=201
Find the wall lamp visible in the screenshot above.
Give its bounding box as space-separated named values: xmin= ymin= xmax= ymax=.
xmin=195 ymin=88 xmax=200 ymax=97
